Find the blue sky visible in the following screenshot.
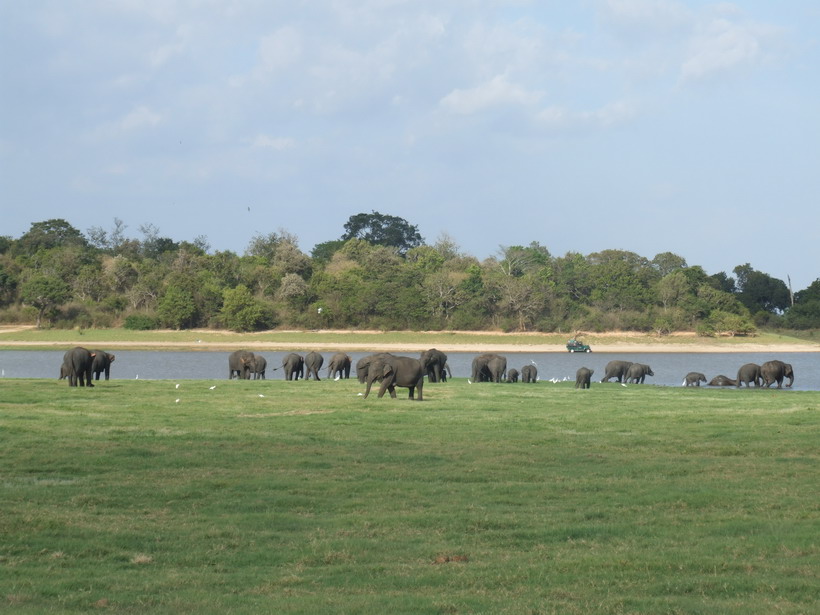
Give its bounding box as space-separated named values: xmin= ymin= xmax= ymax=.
xmin=2 ymin=1 xmax=818 ymax=291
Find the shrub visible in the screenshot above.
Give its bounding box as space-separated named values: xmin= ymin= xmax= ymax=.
xmin=124 ymin=313 xmax=160 ymax=330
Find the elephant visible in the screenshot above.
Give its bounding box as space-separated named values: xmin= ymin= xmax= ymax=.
xmin=471 ymin=353 xmax=506 ymax=383
xmin=90 ymin=350 xmax=115 ymax=381
xmin=357 ymin=353 xmax=393 ymax=383
xmin=420 ymin=348 xmax=448 ymax=383
xmin=62 ymin=347 xmax=96 ymax=387
xmin=251 ymin=355 xmax=267 ymax=380
xmin=761 ymin=360 xmax=794 ymax=388
xmin=624 ymin=363 xmax=654 ymax=384
xmin=507 ymin=368 xmax=519 ymax=383
xmin=521 ymin=364 xmax=537 ymax=383
xmin=601 ymin=360 xmax=633 ymax=383
xmin=708 ymin=375 xmax=737 ymax=387
xmin=304 ymin=351 xmax=324 ymax=380
xmin=683 ymin=372 xmax=706 ymax=387
xmin=575 ymin=367 xmax=594 ymax=389
xmin=282 ymin=353 xmax=305 ymax=381
xmin=327 ymin=352 xmax=352 ymax=379
xmin=736 ymin=363 xmax=762 ymax=388
xmin=363 ymin=355 xmax=424 ymax=401
xmin=228 ymin=350 xmax=255 ymax=380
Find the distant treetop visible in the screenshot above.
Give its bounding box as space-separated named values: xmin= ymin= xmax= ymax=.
xmin=341 ymin=211 xmax=424 ymax=256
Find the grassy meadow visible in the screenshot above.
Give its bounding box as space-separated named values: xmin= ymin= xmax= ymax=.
xmin=1 ymin=376 xmax=818 ymax=614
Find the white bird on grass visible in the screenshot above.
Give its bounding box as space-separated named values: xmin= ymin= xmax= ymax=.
xmin=175 ymin=398 xmax=180 ymax=403
xmin=209 ymin=385 xmax=216 ymax=390
xmin=175 ymin=383 xmax=180 ymax=389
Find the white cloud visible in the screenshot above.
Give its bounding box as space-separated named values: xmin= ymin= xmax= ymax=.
xmin=600 ymin=0 xmax=691 ymax=32
xmin=120 ymin=106 xmax=163 ymax=131
xmin=258 ymin=26 xmax=303 ymax=73
xmin=440 ymin=75 xmax=542 ymax=115
xmin=88 ymin=105 xmax=163 ymax=141
xmin=681 ymin=18 xmax=763 ymax=81
xmin=251 ymin=135 xmax=296 ymax=150
xmin=536 ymin=100 xmax=638 ymax=131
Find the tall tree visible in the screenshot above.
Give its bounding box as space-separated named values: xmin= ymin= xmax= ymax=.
xmin=20 ymin=274 xmax=71 ymax=327
xmin=341 ymin=211 xmax=423 ymax=256
xmin=16 ymin=219 xmax=89 ymax=256
xmin=733 ymin=264 xmax=790 ymax=313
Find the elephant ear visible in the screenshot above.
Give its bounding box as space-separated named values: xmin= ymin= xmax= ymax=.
xmin=382 ymin=364 xmax=394 ymax=377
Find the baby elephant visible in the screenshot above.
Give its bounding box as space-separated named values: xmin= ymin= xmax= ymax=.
xmin=683 ymin=372 xmax=707 ymax=387
xmin=575 ymin=367 xmax=594 ymax=389
xmin=507 ymin=368 xmax=519 ymax=383
xmin=709 ymin=375 xmax=737 ymax=387
xmin=521 ymin=364 xmax=537 ymax=383
xmin=624 ymin=363 xmax=654 ymax=384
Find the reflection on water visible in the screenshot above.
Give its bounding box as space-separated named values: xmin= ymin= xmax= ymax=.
xmin=1 ymin=349 xmax=818 ymax=390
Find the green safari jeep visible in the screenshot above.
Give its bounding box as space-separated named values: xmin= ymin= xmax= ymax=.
xmin=566 ymin=339 xmax=592 ymax=353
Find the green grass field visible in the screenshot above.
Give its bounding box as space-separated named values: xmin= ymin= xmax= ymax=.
xmin=2 ymin=378 xmax=818 ymax=614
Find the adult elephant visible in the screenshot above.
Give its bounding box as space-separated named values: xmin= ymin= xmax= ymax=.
xmin=357 ymin=353 xmax=392 ymax=383
xmin=282 ymin=353 xmax=304 ymax=381
xmin=251 ymin=355 xmax=267 ymax=380
xmin=683 ymin=372 xmax=706 ymax=387
xmin=575 ymin=367 xmax=594 ymax=389
xmin=90 ymin=350 xmax=115 ymax=381
xmin=521 ymin=364 xmax=537 ymax=383
xmin=736 ymin=363 xmax=762 ymax=388
xmin=327 ymin=352 xmax=352 ymax=379
xmin=761 ymin=360 xmax=794 ymax=388
xmin=708 ymin=375 xmax=737 ymax=387
xmin=601 ymin=360 xmax=633 ymax=383
xmin=228 ymin=350 xmax=255 ymax=380
xmin=507 ymin=368 xmax=519 ymax=383
xmin=62 ymin=347 xmax=96 ymax=387
xmin=420 ymin=348 xmax=448 ymax=383
xmin=624 ymin=363 xmax=654 ymax=384
xmin=471 ymin=353 xmax=506 ymax=383
xmin=304 ymin=351 xmax=324 ymax=380
xmin=363 ymin=355 xmax=424 ymax=401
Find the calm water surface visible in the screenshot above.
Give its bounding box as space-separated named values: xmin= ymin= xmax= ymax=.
xmin=1 ymin=350 xmax=817 ymax=390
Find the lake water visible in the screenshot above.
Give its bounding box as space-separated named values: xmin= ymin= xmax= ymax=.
xmin=1 ymin=350 xmax=818 ymax=390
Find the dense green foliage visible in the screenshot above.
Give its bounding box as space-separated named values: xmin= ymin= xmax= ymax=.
xmin=1 ymin=217 xmax=818 ymax=332
xmin=1 ymin=379 xmax=817 ymax=613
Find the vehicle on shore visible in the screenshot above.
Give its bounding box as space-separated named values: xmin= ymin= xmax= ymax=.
xmin=566 ymin=338 xmax=592 ymax=353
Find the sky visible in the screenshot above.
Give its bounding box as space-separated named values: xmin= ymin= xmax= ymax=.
xmin=1 ymin=1 xmax=819 ymax=291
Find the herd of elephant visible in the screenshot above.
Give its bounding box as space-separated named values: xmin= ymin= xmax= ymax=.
xmin=589 ymin=358 xmax=795 ymax=389
xmin=683 ymin=360 xmax=795 ymax=389
xmin=227 ymin=350 xmax=355 ymax=381
xmin=226 ymin=348 xmax=454 ymax=401
xmin=58 ymin=346 xmax=795 ymax=394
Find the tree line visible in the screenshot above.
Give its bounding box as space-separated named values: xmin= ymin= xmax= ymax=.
xmin=1 ymin=215 xmax=818 ymax=334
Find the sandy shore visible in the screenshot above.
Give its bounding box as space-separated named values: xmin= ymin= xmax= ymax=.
xmin=1 ymin=325 xmax=817 ymax=353
xmin=1 ymin=340 xmax=817 ymax=354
